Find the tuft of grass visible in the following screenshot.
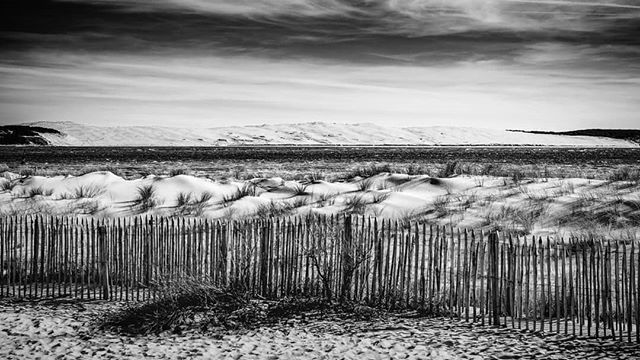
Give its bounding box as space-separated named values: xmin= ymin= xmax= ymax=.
xmin=176 ymin=192 xmax=193 ymax=208
xmin=255 ymin=200 xmax=294 ymax=218
xmin=72 ymin=184 xmax=105 ymax=199
xmin=24 ymin=186 xmax=53 ymax=198
xmin=403 ymin=163 xmax=425 ymax=176
xmin=222 ymin=207 xmax=238 ymax=220
xmin=288 ymin=183 xmax=310 ymax=197
xmin=292 ymin=197 xmax=309 ymax=208
xmin=609 ymin=166 xmax=640 ymax=182
xmin=308 ymin=172 xmax=325 ymax=184
xmin=196 ymin=191 xmax=214 ymax=204
xmin=222 ymin=184 xmax=256 ymax=206
xmin=511 ymin=170 xmax=525 ymax=184
xmin=344 ymin=194 xmax=368 ymax=215
xmin=0 ymin=179 xmax=13 ymax=192
xmin=438 ymin=161 xmax=458 ymax=178
xmin=343 ymin=164 xmax=392 ymax=180
xmin=314 ymin=192 xmax=334 ymax=207
xmin=169 ymin=168 xmax=188 ymax=177
xmin=135 ymin=185 xmax=157 ymax=212
xmin=357 ymin=178 xmax=375 ymax=192
xmin=75 ymin=199 xmax=102 ymax=215
xmin=371 ymin=191 xmax=390 ymax=204
xmin=432 ymin=195 xmax=451 ymax=218
xmin=19 ymin=168 xmax=34 ymax=178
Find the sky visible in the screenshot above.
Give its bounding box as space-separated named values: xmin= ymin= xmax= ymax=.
xmin=1 ymin=0 xmax=639 ymax=130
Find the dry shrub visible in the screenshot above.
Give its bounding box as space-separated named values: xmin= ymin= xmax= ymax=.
xmin=100 ymin=278 xmax=255 ymax=335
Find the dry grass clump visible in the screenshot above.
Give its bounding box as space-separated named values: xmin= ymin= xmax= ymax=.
xmin=0 ymin=179 xmax=13 ymax=192
xmin=343 ymin=164 xmax=393 ymax=180
xmin=176 ymin=192 xmax=193 ymax=208
xmin=371 ymin=191 xmax=390 ymax=204
xmin=438 ymin=161 xmax=459 ymax=178
xmin=135 ymin=185 xmax=157 ymax=212
xmin=254 ymin=200 xmax=295 ymax=218
xmin=23 ymin=186 xmax=53 ymax=198
xmin=314 ymin=192 xmax=335 ymax=207
xmin=19 ymin=168 xmax=35 ymax=178
xmin=307 ymin=172 xmax=325 ymax=184
xmin=222 ymin=184 xmax=256 ymax=206
xmin=169 ymin=168 xmax=189 ymax=177
xmin=609 ymin=166 xmax=640 ymax=183
xmin=288 ymin=183 xmax=310 ymax=196
xmin=100 ymin=278 xmax=255 ymax=335
xmin=72 ymin=184 xmax=105 ymax=199
xmin=344 ymin=194 xmax=368 ymax=215
xmin=175 ymin=191 xmax=214 ymax=216
xmin=432 ymin=195 xmax=451 ymax=218
xmin=74 ymin=199 xmax=102 ymax=215
xmin=482 ymin=203 xmax=547 ymax=235
xmin=99 ymin=277 xmax=381 ymax=335
xmin=357 ymin=178 xmax=375 ymax=192
xmin=567 ymin=195 xmax=640 ymax=229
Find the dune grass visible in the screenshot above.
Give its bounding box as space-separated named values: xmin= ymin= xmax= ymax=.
xmin=99 ymin=277 xmax=381 ymax=335
xmin=135 ymin=185 xmax=157 ymax=212
xmin=72 ymin=184 xmax=105 ymax=199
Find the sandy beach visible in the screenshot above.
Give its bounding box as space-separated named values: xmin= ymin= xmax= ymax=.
xmin=1 ymin=299 xmax=639 ymax=360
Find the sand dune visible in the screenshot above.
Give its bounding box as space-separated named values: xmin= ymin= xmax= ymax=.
xmin=23 ymin=121 xmax=638 ymax=147
xmin=2 ymin=171 xmax=639 ymax=238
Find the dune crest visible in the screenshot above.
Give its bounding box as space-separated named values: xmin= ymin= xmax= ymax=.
xmin=19 ymin=121 xmax=639 ymax=147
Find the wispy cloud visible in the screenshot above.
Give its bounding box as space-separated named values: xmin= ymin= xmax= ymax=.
xmin=1 ymin=0 xmax=638 ymax=129
xmin=1 ymin=52 xmax=638 ymax=129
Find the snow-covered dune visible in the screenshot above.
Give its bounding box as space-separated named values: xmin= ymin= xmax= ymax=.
xmin=21 ymin=121 xmax=639 ymax=147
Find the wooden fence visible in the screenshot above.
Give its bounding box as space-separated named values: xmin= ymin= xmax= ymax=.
xmin=1 ymin=214 xmax=639 ymax=343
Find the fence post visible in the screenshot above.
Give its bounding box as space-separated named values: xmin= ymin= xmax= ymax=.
xmin=260 ymin=222 xmax=269 ymax=296
xmin=489 ymin=232 xmax=500 ymax=327
xmin=340 ymin=215 xmax=354 ymax=302
xmin=145 ymin=217 xmax=152 ymax=288
xmin=98 ymin=225 xmax=109 ymax=300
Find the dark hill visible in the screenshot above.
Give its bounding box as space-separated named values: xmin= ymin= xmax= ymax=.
xmin=0 ymin=125 xmax=61 ymax=145
xmin=508 ymin=129 xmax=640 ymax=144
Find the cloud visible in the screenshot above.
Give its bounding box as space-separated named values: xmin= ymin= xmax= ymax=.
xmin=1 ymin=0 xmax=638 ymax=130
xmin=3 ymin=0 xmax=638 ymax=68
xmin=54 ymin=0 xmax=640 ymax=35
xmin=1 ymin=51 xmax=639 ymax=129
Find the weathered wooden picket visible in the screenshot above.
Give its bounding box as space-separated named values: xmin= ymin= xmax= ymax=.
xmin=1 ymin=214 xmax=638 ymax=343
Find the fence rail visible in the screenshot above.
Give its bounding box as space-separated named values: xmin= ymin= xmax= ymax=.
xmin=1 ymin=215 xmax=639 ymax=343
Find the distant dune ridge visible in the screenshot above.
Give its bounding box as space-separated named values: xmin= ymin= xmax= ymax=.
xmin=1 ymin=122 xmax=638 ymax=147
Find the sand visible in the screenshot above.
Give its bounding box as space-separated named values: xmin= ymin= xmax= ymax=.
xmin=2 ymin=171 xmax=639 ymax=238
xmin=25 ymin=121 xmax=639 ymax=147
xmin=1 ymin=299 xmax=639 ymax=359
